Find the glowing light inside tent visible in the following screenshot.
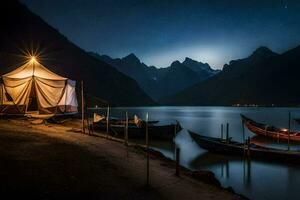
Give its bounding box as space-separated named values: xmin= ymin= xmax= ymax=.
xmin=30 ymin=56 xmax=37 ymax=63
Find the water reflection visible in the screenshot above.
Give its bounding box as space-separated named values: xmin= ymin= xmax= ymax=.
xmin=189 ymin=152 xmax=252 ymax=184
xmin=251 ymin=135 xmax=300 ymax=151
xmin=189 ymin=150 xmax=300 ymax=200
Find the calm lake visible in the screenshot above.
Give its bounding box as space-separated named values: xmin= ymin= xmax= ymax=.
xmin=92 ymin=106 xmax=300 ymax=200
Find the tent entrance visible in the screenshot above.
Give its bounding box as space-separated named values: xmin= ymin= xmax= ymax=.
xmin=26 ymin=83 xmax=39 ymax=113
xmin=27 ymin=97 xmax=38 ymax=113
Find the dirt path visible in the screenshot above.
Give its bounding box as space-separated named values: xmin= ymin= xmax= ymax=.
xmin=0 ymin=119 xmax=243 ymax=199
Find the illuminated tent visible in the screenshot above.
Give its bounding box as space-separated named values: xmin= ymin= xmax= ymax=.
xmin=0 ymin=58 xmax=78 ymax=115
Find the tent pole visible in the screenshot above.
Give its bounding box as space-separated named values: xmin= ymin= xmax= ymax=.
xmin=81 ymin=81 xmax=85 ymax=134
xmin=65 ymin=80 xmax=67 ymax=113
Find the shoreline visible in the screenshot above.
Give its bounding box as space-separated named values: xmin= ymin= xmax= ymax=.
xmin=0 ymin=118 xmax=245 ymax=199
xmin=112 ymin=138 xmax=249 ymax=199
xmin=93 ymin=131 xmax=242 ymax=194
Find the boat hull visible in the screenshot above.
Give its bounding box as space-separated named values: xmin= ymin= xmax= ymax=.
xmin=189 ymin=130 xmax=300 ymax=164
xmin=93 ymin=122 xmax=181 ymax=140
xmin=241 ymin=114 xmax=300 ymax=142
xmin=189 ymin=131 xmax=245 ymax=156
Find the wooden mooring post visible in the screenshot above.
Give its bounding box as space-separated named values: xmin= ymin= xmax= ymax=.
xmin=174 ymin=123 xmax=177 ymax=160
xmin=175 ymin=147 xmax=180 ymax=176
xmin=146 ymin=112 xmax=150 ymax=186
xmin=242 ymin=121 xmax=245 ymax=142
xmin=288 ymin=111 xmax=291 ymax=151
xmin=174 ymin=123 xmax=177 ymax=139
xmin=106 ymin=106 xmax=110 ymax=138
xmin=125 ymin=111 xmax=129 ymax=145
xmin=247 ymin=136 xmax=251 ymax=157
xmin=125 ymin=111 xmax=129 ymax=158
xmin=226 ymin=123 xmax=229 ymax=143
xmin=221 ymin=124 xmax=224 ymax=139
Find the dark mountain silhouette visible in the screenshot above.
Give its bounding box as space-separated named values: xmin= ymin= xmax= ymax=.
xmin=90 ymin=53 xmax=219 ymax=100
xmin=89 ymin=53 xmax=155 ymax=90
xmin=161 ymin=45 xmax=300 ymax=106
xmin=0 ymin=0 xmax=155 ymax=106
xmin=89 ymin=52 xmax=160 ymax=100
xmin=182 ymin=57 xmax=220 ymax=77
xmin=156 ymin=60 xmax=203 ymax=98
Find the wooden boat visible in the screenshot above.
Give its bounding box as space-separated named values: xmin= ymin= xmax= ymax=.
xmin=241 ymin=114 xmax=300 ymax=142
xmin=189 ymin=130 xmax=300 ymax=164
xmin=93 ymin=113 xmax=159 ymax=125
xmin=109 ymin=119 xmax=159 ymax=126
xmin=93 ymin=121 xmax=182 ymax=140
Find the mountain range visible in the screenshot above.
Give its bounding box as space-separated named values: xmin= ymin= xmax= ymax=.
xmin=3 ymin=1 xmax=300 ymax=107
xmin=161 ymin=46 xmax=300 ymax=106
xmin=90 ymin=52 xmax=219 ymax=100
xmin=0 ymin=0 xmax=154 ymax=106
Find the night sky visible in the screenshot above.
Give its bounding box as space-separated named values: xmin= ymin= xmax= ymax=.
xmin=21 ymin=0 xmax=300 ymax=69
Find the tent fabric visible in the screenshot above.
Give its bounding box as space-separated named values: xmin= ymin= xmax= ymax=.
xmin=58 ymin=80 xmax=78 ymax=107
xmin=3 ymin=61 xmax=67 ymax=80
xmin=0 ymin=60 xmax=78 ymax=114
xmin=3 ymin=78 xmax=32 ymax=105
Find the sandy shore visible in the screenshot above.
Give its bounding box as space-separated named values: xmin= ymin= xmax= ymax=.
xmin=0 ymin=118 xmax=244 ymax=199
